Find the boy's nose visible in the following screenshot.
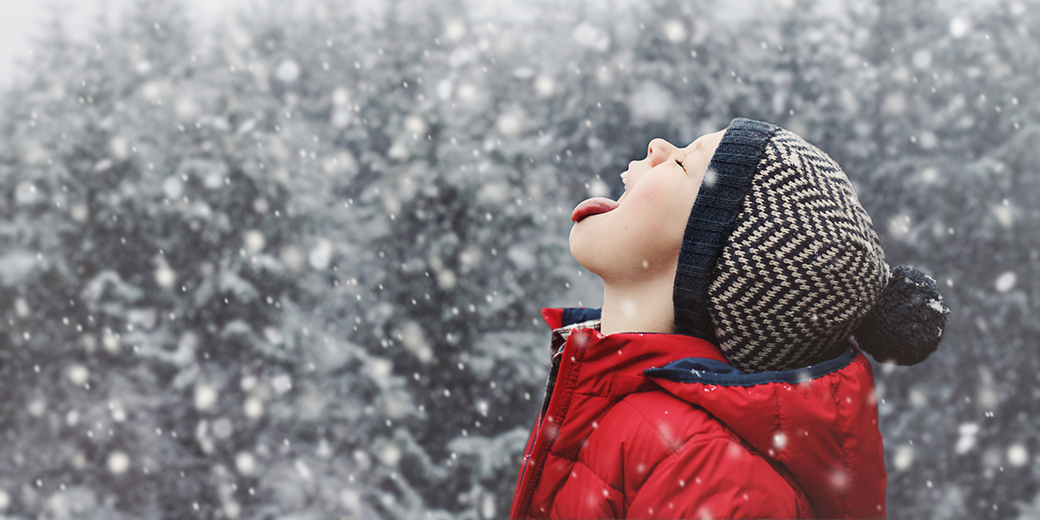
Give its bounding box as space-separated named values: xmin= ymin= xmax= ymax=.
xmin=647 ymin=138 xmax=679 ymax=166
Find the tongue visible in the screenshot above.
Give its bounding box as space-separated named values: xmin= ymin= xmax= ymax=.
xmin=571 ymin=197 xmax=619 ymax=222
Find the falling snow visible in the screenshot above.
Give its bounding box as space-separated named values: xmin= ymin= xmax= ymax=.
xmin=0 ymin=0 xmax=1036 ymax=519
xmin=994 ymin=271 xmax=1017 ymax=293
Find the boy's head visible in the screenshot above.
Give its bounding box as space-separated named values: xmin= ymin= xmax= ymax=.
xmin=571 ymin=118 xmax=949 ymax=373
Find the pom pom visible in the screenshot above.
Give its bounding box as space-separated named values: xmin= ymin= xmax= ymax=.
xmin=854 ymin=265 xmax=950 ymax=365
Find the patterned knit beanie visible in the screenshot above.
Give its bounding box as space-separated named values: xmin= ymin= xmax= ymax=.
xmin=673 ymin=118 xmax=950 ymax=373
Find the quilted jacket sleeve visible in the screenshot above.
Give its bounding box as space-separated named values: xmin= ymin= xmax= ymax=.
xmin=542 ymin=387 xmax=816 ymax=519
xmin=627 ymin=433 xmax=815 ymax=519
xmin=602 ymin=392 xmax=815 ymax=519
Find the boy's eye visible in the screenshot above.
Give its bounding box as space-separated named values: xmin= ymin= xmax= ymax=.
xmin=674 ymin=158 xmax=687 ymax=172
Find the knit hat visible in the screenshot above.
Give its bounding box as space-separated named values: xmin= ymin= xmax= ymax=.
xmin=673 ymin=118 xmax=950 ymax=373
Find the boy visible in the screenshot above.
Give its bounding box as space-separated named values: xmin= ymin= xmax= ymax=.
xmin=510 ymin=118 xmax=949 ymax=519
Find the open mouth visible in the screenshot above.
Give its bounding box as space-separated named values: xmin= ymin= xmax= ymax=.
xmin=571 ymin=197 xmax=619 ymax=222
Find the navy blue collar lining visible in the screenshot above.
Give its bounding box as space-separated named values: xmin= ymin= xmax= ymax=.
xmin=645 ymin=344 xmax=858 ymax=387
xmin=559 ymin=307 xmax=857 ymax=386
xmin=561 ymin=307 xmax=602 ymax=327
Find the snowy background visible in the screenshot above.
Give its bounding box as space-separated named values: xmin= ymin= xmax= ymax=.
xmin=0 ymin=0 xmax=1038 ymax=518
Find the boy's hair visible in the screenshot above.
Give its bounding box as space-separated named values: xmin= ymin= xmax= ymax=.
xmin=674 ymin=118 xmax=949 ymax=373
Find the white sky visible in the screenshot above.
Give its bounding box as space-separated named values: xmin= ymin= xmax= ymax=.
xmin=0 ymin=1 xmax=83 ymax=85
xmin=0 ymin=0 xmax=251 ymax=86
xmin=0 ymin=0 xmax=852 ymax=87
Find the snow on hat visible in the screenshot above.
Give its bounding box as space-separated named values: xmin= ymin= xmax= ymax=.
xmin=673 ymin=118 xmax=950 ymax=373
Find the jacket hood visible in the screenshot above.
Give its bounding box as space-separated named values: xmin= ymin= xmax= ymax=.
xmin=645 ymin=341 xmax=886 ymax=518
xmin=541 ymin=307 xmax=887 ymax=519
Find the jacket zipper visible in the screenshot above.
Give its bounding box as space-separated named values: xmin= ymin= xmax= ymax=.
xmin=513 ymin=335 xmax=574 ymax=518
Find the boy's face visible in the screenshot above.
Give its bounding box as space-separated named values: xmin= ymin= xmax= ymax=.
xmin=569 ymin=129 xmax=726 ymax=285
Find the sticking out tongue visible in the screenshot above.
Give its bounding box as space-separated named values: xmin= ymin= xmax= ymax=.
xmin=571 ymin=197 xmax=619 ymax=222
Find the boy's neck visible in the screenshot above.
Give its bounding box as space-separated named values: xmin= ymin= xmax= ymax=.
xmin=599 ymin=271 xmax=676 ymax=335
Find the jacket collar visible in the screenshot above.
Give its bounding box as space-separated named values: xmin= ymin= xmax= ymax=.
xmin=548 ymin=323 xmax=728 ymax=400
xmin=541 ymin=307 xmax=728 ymax=392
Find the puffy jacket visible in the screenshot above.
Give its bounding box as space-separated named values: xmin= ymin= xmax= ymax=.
xmin=510 ymin=308 xmax=887 ymax=519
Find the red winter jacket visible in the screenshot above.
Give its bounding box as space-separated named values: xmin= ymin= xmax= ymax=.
xmin=510 ymin=308 xmax=887 ymax=519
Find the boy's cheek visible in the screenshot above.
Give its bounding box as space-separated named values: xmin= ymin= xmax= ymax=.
xmin=624 ymin=178 xmax=695 ymax=225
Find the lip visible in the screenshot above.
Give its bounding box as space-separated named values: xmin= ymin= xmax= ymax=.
xmin=571 ymin=197 xmax=619 ymax=222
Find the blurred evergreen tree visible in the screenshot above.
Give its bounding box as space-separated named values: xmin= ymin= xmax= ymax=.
xmin=2 ymin=0 xmax=1039 ymax=518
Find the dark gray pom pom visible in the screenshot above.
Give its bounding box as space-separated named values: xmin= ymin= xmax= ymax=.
xmin=854 ymin=265 xmax=950 ymax=365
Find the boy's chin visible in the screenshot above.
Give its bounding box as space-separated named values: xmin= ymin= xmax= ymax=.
xmin=569 ymin=235 xmax=625 ymax=282
xmin=568 ymin=242 xmax=594 ymax=273
xmin=570 ymin=226 xmax=679 ymax=285
xmin=568 ymin=229 xmax=603 ymax=276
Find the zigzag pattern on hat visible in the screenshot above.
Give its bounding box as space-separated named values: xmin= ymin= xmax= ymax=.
xmin=707 ymin=130 xmax=890 ymax=372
